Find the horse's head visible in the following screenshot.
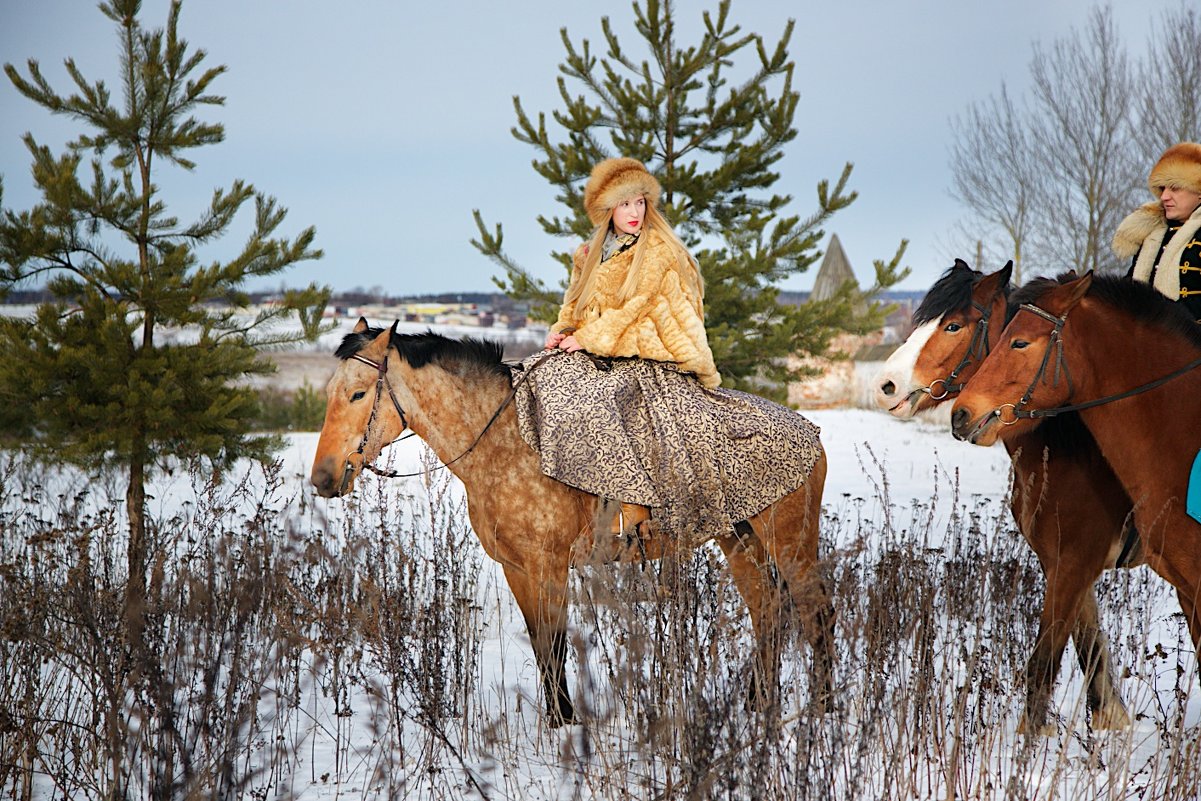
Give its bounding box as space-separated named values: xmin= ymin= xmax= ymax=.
xmin=311 ymin=318 xmax=409 ymax=497
xmin=875 ymin=259 xmax=1012 ymax=418
xmin=951 ymin=272 xmax=1093 ymax=446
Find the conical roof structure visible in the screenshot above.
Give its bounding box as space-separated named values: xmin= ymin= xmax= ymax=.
xmin=809 ymin=233 xmax=858 ymax=302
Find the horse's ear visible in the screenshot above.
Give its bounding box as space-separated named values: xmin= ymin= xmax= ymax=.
xmin=1055 ymin=270 xmax=1093 ymax=314
xmin=975 ymin=261 xmax=1012 ymax=302
xmin=353 ymin=317 xmax=370 ymax=334
xmin=954 ymin=257 xmax=972 ymax=272
xmin=999 ymin=260 xmax=1014 ymax=286
xmin=356 ymin=322 xmax=392 ymax=360
xmin=387 ymin=320 xmax=400 ymax=347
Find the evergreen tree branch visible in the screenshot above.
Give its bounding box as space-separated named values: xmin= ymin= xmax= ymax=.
xmin=476 ymin=1 xmax=889 ymax=393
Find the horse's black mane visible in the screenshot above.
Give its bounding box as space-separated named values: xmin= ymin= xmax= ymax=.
xmin=335 ymin=327 xmax=511 ymax=380
xmin=1010 ymin=271 xmax=1201 ymax=349
xmin=913 ymin=259 xmax=1011 ymax=326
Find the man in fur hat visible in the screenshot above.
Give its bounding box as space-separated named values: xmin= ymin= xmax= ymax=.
xmin=1113 ymin=142 xmax=1201 ymax=321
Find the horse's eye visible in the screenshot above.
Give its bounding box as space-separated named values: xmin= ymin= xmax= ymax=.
xmin=1011 ymin=340 xmax=1029 ymax=350
xmin=944 ymin=322 xmax=962 ymax=333
xmin=351 ymin=391 xmax=367 ymax=402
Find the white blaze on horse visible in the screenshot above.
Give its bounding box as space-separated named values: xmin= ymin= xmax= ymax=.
xmin=874 ymin=260 xmax=1133 ymax=735
xmin=309 ymin=319 xmax=835 ymax=726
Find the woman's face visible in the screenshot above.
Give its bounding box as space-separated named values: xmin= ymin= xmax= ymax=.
xmin=1160 ymin=185 xmax=1201 ymax=221
xmin=612 ymin=196 xmax=646 ymax=235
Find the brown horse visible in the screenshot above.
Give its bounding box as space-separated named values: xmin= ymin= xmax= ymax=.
xmin=309 ymin=320 xmax=835 ymax=726
xmin=875 ymin=260 xmax=1133 ymax=734
xmin=951 ymin=271 xmax=1201 ymax=691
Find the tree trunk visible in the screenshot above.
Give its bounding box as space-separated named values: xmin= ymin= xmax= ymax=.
xmin=122 ymin=448 xmax=148 ymax=801
xmin=124 ymin=455 xmax=147 ymax=645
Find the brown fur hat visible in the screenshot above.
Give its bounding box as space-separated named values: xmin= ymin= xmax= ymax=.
xmin=583 ymin=157 xmax=661 ymax=226
xmin=1148 ymin=142 xmax=1201 ymax=197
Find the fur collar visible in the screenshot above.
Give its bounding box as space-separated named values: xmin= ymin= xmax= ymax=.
xmin=1112 ymin=202 xmax=1168 ymax=259
xmin=1124 ymin=204 xmax=1201 ymax=301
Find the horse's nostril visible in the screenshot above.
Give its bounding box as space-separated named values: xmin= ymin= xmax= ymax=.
xmin=880 ymin=380 xmax=896 ymax=396
xmin=951 ymin=407 xmax=968 ymax=432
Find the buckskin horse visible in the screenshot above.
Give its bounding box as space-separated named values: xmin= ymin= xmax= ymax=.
xmin=875 ymin=260 xmax=1134 ymax=734
xmin=951 ymin=271 xmax=1201 ymax=700
xmin=309 ymin=320 xmax=835 ymax=726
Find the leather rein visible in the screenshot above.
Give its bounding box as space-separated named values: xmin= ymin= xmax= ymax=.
xmin=337 ymin=348 xmax=556 ymax=494
xmin=983 ymin=302 xmax=1201 ymax=425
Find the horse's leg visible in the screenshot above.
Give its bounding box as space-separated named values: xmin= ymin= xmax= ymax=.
xmin=1010 ymin=439 xmax=1130 ymax=734
xmin=1070 ymin=590 xmax=1130 ymax=729
xmin=1175 ymin=587 xmax=1201 ymax=683
xmin=746 ymin=450 xmax=835 ymax=703
xmin=716 ymin=529 xmax=783 ymax=710
xmin=501 ymin=563 xmax=576 ymax=726
xmin=1019 ymin=529 xmax=1119 ymax=735
xmin=1159 ymin=544 xmax=1201 ymax=680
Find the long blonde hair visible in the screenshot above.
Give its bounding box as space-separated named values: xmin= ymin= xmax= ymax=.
xmin=563 ymin=202 xmax=704 ymax=317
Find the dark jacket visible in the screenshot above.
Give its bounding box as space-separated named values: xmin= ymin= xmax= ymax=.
xmin=1114 ymin=202 xmax=1201 ymax=322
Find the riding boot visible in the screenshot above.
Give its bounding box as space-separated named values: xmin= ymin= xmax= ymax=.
xmin=610 ymin=503 xmax=650 ymax=535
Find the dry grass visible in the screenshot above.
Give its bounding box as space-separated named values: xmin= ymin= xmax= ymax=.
xmin=0 ymin=447 xmax=1197 ymax=800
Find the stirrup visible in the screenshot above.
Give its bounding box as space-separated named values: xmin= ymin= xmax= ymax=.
xmin=610 ymin=502 xmax=650 ymax=535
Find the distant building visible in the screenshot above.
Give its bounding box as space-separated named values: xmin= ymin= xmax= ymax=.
xmin=809 ymin=233 xmax=866 ymax=315
xmin=788 ymin=233 xmax=899 ymax=408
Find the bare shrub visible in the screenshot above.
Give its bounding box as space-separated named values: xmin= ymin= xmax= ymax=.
xmin=1 ymin=443 xmax=1197 ymax=800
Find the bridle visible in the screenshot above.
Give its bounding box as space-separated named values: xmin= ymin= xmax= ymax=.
xmin=337 ymin=351 xmax=412 ymax=494
xmin=895 ymin=295 xmax=997 ymax=410
xmin=335 ymin=347 xmax=558 ymax=495
xmin=979 ymin=301 xmax=1201 ymax=425
xmin=924 ymin=299 xmax=996 ymax=401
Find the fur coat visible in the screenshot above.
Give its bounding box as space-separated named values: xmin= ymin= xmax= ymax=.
xmin=552 ymin=228 xmax=721 ymax=388
xmin=1113 ymin=202 xmax=1201 ymax=321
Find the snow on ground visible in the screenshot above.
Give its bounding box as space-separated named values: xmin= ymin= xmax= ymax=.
xmin=282 ymin=407 xmax=1195 ymax=799
xmin=13 ymin=406 xmax=1197 ymax=799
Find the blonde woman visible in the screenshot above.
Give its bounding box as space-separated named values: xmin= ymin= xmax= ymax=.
xmin=545 ymin=157 xmax=719 ymax=388
xmin=513 ymin=157 xmax=821 ymax=542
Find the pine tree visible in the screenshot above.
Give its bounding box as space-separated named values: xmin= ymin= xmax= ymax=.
xmin=0 ymin=0 xmax=328 ymax=634
xmin=472 ymin=0 xmax=908 ymax=399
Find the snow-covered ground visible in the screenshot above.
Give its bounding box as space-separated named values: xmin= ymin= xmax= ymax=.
xmin=277 ymin=407 xmax=1195 ymax=799
xmin=11 ymin=406 xmax=1197 ymax=799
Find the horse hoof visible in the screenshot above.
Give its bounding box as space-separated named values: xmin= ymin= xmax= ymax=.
xmin=1091 ymin=703 xmax=1132 ymax=730
xmin=1016 ymin=715 xmax=1057 ymax=737
xmin=547 ymin=702 xmax=579 ymax=728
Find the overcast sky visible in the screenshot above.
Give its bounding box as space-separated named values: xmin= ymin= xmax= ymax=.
xmin=0 ymin=0 xmax=1183 ymax=297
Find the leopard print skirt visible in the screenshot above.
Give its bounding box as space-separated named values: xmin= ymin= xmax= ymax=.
xmin=511 ymin=350 xmax=823 ymax=542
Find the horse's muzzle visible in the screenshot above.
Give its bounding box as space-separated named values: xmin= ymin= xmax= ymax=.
xmin=311 ymin=455 xmax=355 ymax=498
xmin=950 ymin=406 xmax=994 ymax=444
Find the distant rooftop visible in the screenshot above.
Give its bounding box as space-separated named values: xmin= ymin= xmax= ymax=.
xmin=810 ymin=233 xmax=858 ymax=303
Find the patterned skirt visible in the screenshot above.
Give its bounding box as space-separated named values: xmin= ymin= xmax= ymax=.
xmin=511 ymin=350 xmax=823 ymax=542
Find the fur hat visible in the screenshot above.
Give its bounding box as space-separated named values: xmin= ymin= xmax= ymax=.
xmin=583 ymin=157 xmax=661 ymax=226
xmin=1147 ymin=142 xmax=1201 ymax=197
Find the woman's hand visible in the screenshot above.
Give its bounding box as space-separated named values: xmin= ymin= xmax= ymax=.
xmin=544 ymin=330 xmax=565 ymax=349
xmin=558 ymin=334 xmax=583 ymax=353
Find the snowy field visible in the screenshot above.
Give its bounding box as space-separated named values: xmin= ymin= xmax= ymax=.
xmin=9 ymin=405 xmax=1198 ymax=799
xmin=272 ymin=407 xmax=1194 ymax=799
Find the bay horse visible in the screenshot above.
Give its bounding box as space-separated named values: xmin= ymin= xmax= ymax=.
xmin=951 ymin=271 xmax=1201 ymax=695
xmin=309 ymin=320 xmax=835 ymax=726
xmin=875 ymin=260 xmax=1134 ymax=734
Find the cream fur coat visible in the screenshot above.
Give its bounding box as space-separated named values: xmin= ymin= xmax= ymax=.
xmin=552 ymin=229 xmax=721 ymax=388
